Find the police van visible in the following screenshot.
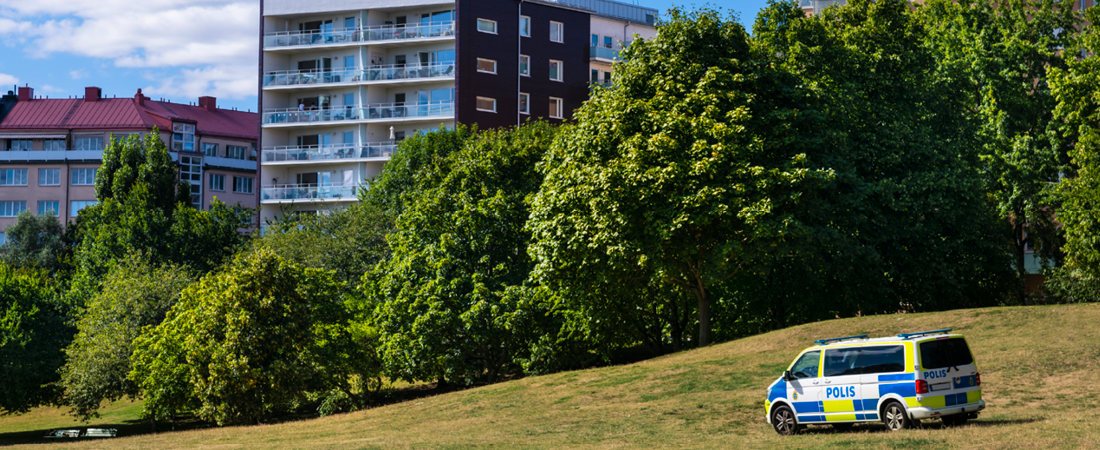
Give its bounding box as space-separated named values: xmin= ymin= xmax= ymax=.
xmin=764 ymin=329 xmax=985 ymax=435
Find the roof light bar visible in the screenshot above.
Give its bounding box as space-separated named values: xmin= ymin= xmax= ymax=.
xmin=897 ymin=328 xmax=952 ymax=339
xmin=814 ymin=334 xmax=868 ymax=345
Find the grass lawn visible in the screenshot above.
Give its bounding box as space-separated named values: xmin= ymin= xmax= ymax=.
xmin=3 ymin=303 xmax=1099 ymax=449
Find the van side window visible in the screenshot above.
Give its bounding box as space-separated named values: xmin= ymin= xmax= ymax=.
xmin=856 ymin=345 xmax=905 ymax=374
xmin=823 ymin=348 xmax=861 ymax=376
xmin=790 ymin=351 xmax=821 ymax=379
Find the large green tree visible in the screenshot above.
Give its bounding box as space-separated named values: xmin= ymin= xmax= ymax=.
xmin=130 ymin=249 xmax=377 ymax=425
xmin=0 ymin=210 xmax=65 ymax=270
xmin=528 ymin=8 xmax=831 ymax=347
xmin=917 ymin=0 xmax=1080 ymax=297
xmin=60 ymin=255 xmax=194 ymax=420
xmin=0 ymin=265 xmax=71 ymax=414
xmin=366 ymin=122 xmax=575 ymax=384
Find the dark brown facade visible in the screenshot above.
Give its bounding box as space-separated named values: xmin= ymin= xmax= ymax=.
xmin=456 ymin=0 xmax=591 ymax=129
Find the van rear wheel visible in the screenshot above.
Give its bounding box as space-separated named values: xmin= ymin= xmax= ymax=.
xmin=882 ymin=401 xmax=912 ymax=431
xmin=772 ymin=405 xmax=799 ymax=436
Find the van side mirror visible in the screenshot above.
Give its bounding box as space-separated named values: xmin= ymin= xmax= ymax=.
xmin=783 ymin=370 xmax=793 ymax=382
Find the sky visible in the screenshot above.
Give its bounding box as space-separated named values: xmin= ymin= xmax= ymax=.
xmin=0 ymin=0 xmax=769 ymax=112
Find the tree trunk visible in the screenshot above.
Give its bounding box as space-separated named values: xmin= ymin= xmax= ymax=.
xmin=670 ymin=299 xmax=683 ymax=352
xmin=697 ymin=287 xmax=711 ymax=347
xmin=1014 ymin=220 xmax=1027 ymax=304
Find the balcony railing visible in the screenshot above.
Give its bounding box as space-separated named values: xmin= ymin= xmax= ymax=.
xmin=263 ymin=22 xmax=456 ymax=49
xmin=262 ymin=102 xmax=455 ymax=125
xmin=0 ymin=150 xmax=104 ymax=162
xmin=590 ymin=45 xmax=623 ymax=61
xmin=263 ymin=63 xmax=455 ymax=88
xmin=205 ymin=156 xmax=257 ymax=171
xmin=263 ymin=143 xmax=396 ymax=163
xmin=261 ymin=183 xmax=362 ymax=201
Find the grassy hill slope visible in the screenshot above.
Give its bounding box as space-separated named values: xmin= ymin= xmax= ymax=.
xmin=5 ymin=303 xmax=1100 ymax=449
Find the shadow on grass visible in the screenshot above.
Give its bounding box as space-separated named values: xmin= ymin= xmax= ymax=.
xmin=793 ymin=416 xmax=1044 ymax=436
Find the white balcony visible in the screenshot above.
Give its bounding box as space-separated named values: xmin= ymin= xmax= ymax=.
xmin=262 ymin=63 xmax=455 ymax=90
xmin=261 ymin=183 xmax=362 ymax=203
xmin=263 ymin=22 xmax=455 ymax=51
xmin=262 ymin=102 xmax=455 ymax=128
xmin=0 ymin=150 xmax=104 ymax=162
xmin=262 ymin=143 xmax=395 ymax=165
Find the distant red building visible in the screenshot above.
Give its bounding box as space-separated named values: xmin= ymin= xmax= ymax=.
xmin=0 ymin=85 xmax=259 ymax=241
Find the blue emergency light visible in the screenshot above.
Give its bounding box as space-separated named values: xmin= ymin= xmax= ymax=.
xmin=814 ymin=334 xmax=869 ymax=345
xmin=897 ymin=328 xmax=952 ymax=339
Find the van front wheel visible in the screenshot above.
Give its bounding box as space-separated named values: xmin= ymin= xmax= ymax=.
xmin=882 ymin=401 xmax=912 ymax=431
xmin=772 ymin=405 xmax=799 ymax=435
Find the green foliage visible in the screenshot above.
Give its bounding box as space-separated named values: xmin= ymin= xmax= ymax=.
xmin=358 ymin=126 xmax=474 ymax=219
xmin=529 ymin=7 xmax=832 ymax=347
xmin=0 ymin=210 xmax=65 ymax=270
xmin=917 ymin=0 xmax=1079 ymax=295
xmin=72 ymin=130 xmax=250 ymax=280
xmin=60 ymin=255 xmax=193 ymax=420
xmin=0 ymin=264 xmax=71 ymax=414
xmin=366 ymin=122 xmax=578 ymax=384
xmin=1050 ymin=8 xmax=1100 ymax=277
xmin=130 ymin=249 xmax=378 ymax=425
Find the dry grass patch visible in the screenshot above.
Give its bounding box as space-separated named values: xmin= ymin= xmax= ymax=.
xmin=3 ymin=303 xmax=1100 ymax=449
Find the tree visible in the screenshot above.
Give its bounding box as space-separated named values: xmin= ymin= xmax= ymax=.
xmin=917 ymin=0 xmax=1080 ymax=299
xmin=60 ymin=255 xmax=193 ymax=420
xmin=528 ymin=7 xmax=831 ymax=347
xmin=129 ymin=248 xmax=377 ymax=425
xmin=71 ymin=131 xmax=250 ymax=281
xmin=0 ymin=210 xmax=65 ymax=270
xmin=366 ymin=122 xmax=573 ymax=384
xmin=0 ymin=264 xmax=72 ymax=414
xmin=1050 ymin=7 xmax=1100 ymax=279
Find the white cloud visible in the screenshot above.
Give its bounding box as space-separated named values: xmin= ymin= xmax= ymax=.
xmin=0 ymin=72 xmax=18 ymax=86
xmin=0 ymin=0 xmax=258 ymax=100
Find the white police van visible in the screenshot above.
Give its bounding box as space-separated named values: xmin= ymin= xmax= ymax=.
xmin=765 ymin=329 xmax=985 ymax=435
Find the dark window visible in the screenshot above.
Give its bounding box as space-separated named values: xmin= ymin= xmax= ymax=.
xmin=790 ymin=351 xmax=820 ymax=379
xmin=855 ymin=345 xmax=905 ymax=374
xmin=919 ymin=338 xmax=974 ymax=369
xmin=823 ymin=348 xmax=861 ymax=376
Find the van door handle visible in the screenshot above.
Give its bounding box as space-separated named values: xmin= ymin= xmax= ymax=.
xmin=824 ymin=379 xmax=831 ymax=384
xmin=812 ymin=380 xmax=819 ymax=385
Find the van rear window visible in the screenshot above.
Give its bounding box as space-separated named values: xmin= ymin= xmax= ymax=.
xmin=919 ymin=338 xmax=973 ymax=369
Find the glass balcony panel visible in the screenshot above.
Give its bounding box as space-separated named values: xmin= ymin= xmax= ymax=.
xmin=262 ymin=102 xmax=455 ymax=125
xmin=262 ymin=143 xmax=397 ymax=162
xmin=590 ymin=46 xmax=622 ymax=61
xmin=262 ymin=63 xmax=455 ymax=87
xmin=264 ymin=22 xmax=456 ymax=49
xmin=261 ymin=184 xmax=362 ymax=201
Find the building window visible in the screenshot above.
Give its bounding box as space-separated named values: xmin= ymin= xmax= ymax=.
xmin=234 ymin=176 xmax=254 ymax=194
xmin=477 ymin=19 xmax=497 ymax=34
xmin=591 ymin=33 xmax=598 ymax=47
xmin=44 ymin=139 xmax=65 ymax=150
xmin=38 ymin=168 xmax=61 ymax=186
xmin=172 ymin=122 xmax=196 ymax=152
xmin=180 ymin=156 xmax=202 ymax=206
xmin=37 ymin=201 xmax=59 ymax=216
xmin=74 ymin=136 xmax=103 ymax=150
xmin=209 ymin=174 xmax=225 ymax=192
xmin=519 ymin=93 xmax=530 ymax=115
xmin=0 ymin=201 xmax=27 ymax=217
xmin=550 ymin=21 xmax=563 ymax=43
xmin=477 ymin=58 xmax=498 ymax=74
xmin=549 ymin=60 xmax=563 ymax=81
xmin=604 ymin=36 xmax=613 ymax=48
xmin=0 ymin=169 xmax=29 ymax=186
xmin=520 ymin=16 xmax=531 ymax=37
xmin=0 ymin=233 xmax=4 ymax=245
xmin=7 ymin=139 xmax=31 ymax=151
xmin=226 ymin=145 xmax=248 ymax=160
xmin=519 ymin=55 xmax=530 ymax=76
xmin=549 ymin=97 xmax=563 ymax=119
xmin=71 ymin=168 xmax=97 ymax=186
xmin=604 ymin=71 xmax=612 ymax=84
xmin=591 ymin=69 xmax=600 ymax=84
xmin=203 ymin=143 xmax=219 ymax=157
xmin=70 ymin=200 xmax=98 ymax=216
xmin=476 ymin=96 xmax=497 ymax=113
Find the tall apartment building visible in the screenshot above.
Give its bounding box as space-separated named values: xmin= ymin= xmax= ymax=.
xmin=0 ymin=86 xmax=260 ymax=243
xmin=259 ymin=0 xmax=657 ymax=225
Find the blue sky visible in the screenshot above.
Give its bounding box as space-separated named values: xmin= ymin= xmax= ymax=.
xmin=0 ymin=0 xmax=770 ymax=113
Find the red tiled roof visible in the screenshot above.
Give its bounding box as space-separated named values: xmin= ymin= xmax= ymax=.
xmin=0 ymin=93 xmax=257 ymax=140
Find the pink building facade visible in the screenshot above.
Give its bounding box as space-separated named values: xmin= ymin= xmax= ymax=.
xmin=0 ymin=86 xmax=260 ymax=242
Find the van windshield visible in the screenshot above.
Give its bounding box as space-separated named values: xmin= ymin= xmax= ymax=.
xmin=919 ymin=338 xmax=973 ymax=369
